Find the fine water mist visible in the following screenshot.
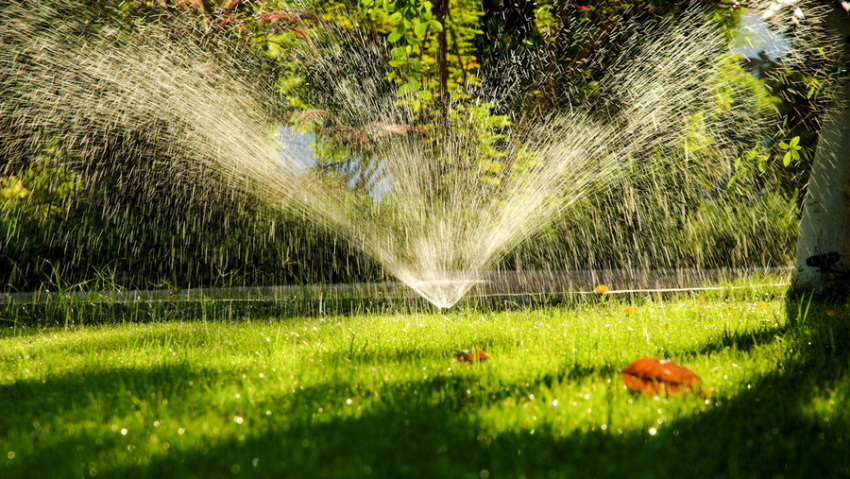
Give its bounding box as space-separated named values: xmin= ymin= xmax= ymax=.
xmin=0 ymin=1 xmax=819 ymax=307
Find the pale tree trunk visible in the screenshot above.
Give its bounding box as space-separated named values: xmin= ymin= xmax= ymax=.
xmin=793 ymin=1 xmax=850 ymax=294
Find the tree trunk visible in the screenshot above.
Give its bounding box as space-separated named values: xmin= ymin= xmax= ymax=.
xmin=793 ymin=1 xmax=850 ymax=294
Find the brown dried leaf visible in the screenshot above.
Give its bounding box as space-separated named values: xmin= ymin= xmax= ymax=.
xmin=454 ymin=348 xmax=490 ymax=363
xmin=620 ymin=357 xmax=702 ymax=396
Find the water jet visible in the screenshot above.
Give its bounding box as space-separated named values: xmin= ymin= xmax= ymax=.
xmin=0 ymin=1 xmax=818 ymax=308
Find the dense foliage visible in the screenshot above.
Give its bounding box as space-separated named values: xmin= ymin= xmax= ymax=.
xmin=0 ymin=0 xmax=832 ymax=291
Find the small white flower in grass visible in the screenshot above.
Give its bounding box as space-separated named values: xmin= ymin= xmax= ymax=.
xmin=234 ymin=416 xmax=244 ymax=424
xmin=121 ymin=428 xmax=128 ymax=435
xmin=266 ymin=410 xmax=272 ymax=416
xmin=346 ymin=398 xmax=353 ymax=404
xmin=550 ymin=399 xmax=558 ymax=407
xmin=178 ymin=428 xmax=185 ymax=435
xmin=649 ymin=428 xmax=657 ymax=436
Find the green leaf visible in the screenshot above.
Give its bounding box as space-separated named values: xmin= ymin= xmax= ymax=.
xmin=757 ymin=160 xmax=767 ymax=173
xmin=417 ymin=89 xmax=433 ymax=100
xmin=408 ymin=78 xmax=420 ymax=90
xmin=389 ymin=11 xmax=402 ymax=21
xmin=791 ymin=149 xmax=800 ymax=161
xmin=430 ymin=20 xmax=443 ymax=32
xmin=779 ymin=142 xmax=789 ymax=150
xmin=783 ymin=151 xmax=792 ymax=167
xmin=387 ymin=28 xmax=404 ymax=43
xmin=397 ymin=81 xmax=414 ymax=96
xmin=414 ymin=22 xmax=427 ymax=36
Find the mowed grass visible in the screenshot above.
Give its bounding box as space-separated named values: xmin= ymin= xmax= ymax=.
xmin=2 ymin=291 xmax=849 ymax=478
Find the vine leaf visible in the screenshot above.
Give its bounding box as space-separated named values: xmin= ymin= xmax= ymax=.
xmin=620 ymin=358 xmax=702 ymax=396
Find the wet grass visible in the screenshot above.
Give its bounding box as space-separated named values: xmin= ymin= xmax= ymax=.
xmin=1 ymin=289 xmax=849 ymax=478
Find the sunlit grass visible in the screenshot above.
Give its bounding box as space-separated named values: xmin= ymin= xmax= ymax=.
xmin=1 ymin=290 xmax=848 ymax=478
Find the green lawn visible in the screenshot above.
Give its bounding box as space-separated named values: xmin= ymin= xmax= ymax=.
xmin=2 ymin=290 xmax=849 ymax=478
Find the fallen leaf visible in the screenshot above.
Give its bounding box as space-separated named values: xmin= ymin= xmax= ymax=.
xmin=623 ymin=307 xmax=637 ymax=314
xmin=454 ymin=348 xmax=490 ymax=363
xmin=620 ymin=358 xmax=702 ymax=396
xmin=594 ymin=285 xmax=609 ymax=294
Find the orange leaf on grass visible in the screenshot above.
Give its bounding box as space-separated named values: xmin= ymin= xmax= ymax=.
xmin=620 ymin=358 xmax=702 ymax=396
xmin=454 ymin=348 xmax=490 ymax=363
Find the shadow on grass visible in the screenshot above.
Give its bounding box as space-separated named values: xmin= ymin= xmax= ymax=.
xmin=3 ymin=303 xmax=849 ymax=479
xmin=132 ymin=345 xmax=850 ymax=478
